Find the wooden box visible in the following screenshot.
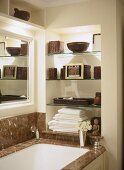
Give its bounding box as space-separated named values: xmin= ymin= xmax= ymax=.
xmin=16 ymin=67 xmax=27 ymax=80
xmin=84 ymin=65 xmax=91 ymax=79
xmin=48 ymin=41 xmax=64 ymax=54
xmin=20 ymin=43 xmax=28 ymax=55
xmin=48 ymin=68 xmax=57 ymax=80
xmin=94 ymin=66 xmax=101 ymax=79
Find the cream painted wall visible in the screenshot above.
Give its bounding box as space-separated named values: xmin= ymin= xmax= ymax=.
xmin=116 ymin=0 xmax=124 ymax=169
xmin=45 ymin=0 xmax=122 ymax=170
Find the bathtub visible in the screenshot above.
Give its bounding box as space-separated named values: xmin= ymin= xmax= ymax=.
xmin=0 ymin=144 xmax=89 ymax=170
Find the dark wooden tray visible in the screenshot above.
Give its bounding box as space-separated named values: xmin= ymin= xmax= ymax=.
xmin=0 ymin=95 xmax=27 ymax=101
xmin=53 ymin=97 xmax=94 ymax=106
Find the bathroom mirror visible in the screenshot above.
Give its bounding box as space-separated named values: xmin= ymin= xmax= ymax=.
xmin=0 ymin=34 xmax=30 ymax=104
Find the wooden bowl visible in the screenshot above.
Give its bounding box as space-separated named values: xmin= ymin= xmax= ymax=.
xmin=14 ymin=8 xmax=30 ymax=21
xmin=67 ymin=42 xmax=89 ymax=53
xmin=6 ymin=47 xmax=21 ymax=56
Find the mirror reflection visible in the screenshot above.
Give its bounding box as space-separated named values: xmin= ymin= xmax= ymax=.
xmin=0 ymin=35 xmax=29 ymax=104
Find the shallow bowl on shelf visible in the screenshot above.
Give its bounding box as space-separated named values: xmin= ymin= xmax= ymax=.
xmin=67 ymin=42 xmax=89 ymax=53
xmin=6 ymin=47 xmax=21 ymax=56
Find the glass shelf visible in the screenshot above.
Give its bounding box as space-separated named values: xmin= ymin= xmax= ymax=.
xmin=46 ymin=78 xmax=101 ymax=81
xmin=48 ymin=51 xmax=101 ymax=56
xmin=0 ymin=55 xmax=27 ymax=58
xmin=47 ymin=103 xmax=101 ymax=108
xmin=0 ymin=79 xmax=27 ymax=80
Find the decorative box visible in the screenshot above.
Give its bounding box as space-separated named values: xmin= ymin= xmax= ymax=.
xmin=53 ymin=97 xmax=94 ymax=106
xmin=20 ymin=43 xmax=28 ymax=55
xmin=48 ymin=68 xmax=57 ymax=80
xmin=48 ymin=41 xmax=64 ymax=54
xmin=84 ymin=65 xmax=91 ymax=79
xmin=60 ymin=66 xmax=65 ymax=80
xmin=94 ymin=66 xmax=101 ymax=79
xmin=16 ymin=67 xmax=27 ymax=80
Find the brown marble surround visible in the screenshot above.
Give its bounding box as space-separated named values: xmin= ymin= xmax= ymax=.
xmin=0 ymin=112 xmax=100 ymax=150
xmin=0 ymin=112 xmax=46 ymax=150
xmin=0 ymin=113 xmax=106 ymax=169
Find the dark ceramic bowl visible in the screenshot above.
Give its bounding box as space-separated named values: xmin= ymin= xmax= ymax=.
xmin=6 ymin=47 xmax=21 ymax=56
xmin=67 ymin=42 xmax=89 ymax=53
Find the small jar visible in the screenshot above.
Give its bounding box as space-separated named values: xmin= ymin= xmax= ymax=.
xmin=0 ymin=90 xmax=2 ymax=104
xmin=94 ymin=92 xmax=101 ymax=105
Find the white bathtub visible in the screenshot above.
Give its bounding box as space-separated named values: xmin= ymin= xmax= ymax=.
xmin=0 ymin=144 xmax=89 ymax=170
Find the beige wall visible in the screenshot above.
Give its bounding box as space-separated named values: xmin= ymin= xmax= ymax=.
xmin=116 ymin=0 xmax=124 ymax=169
xmin=45 ymin=0 xmax=122 ymax=170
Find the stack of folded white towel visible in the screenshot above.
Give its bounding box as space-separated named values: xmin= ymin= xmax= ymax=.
xmin=48 ymin=108 xmax=88 ymax=133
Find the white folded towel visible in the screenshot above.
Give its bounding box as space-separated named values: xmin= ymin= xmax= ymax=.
xmin=49 ymin=124 xmax=78 ymax=129
xmin=53 ymin=116 xmax=88 ymax=122
xmin=53 ymin=113 xmax=86 ymax=119
xmin=48 ymin=120 xmax=79 ymax=126
xmin=53 ymin=117 xmax=84 ymax=122
xmin=49 ymin=127 xmax=78 ymax=133
xmin=58 ymin=108 xmax=85 ymax=115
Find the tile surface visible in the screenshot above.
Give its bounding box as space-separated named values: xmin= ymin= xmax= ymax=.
xmin=0 ymin=112 xmax=45 ymax=150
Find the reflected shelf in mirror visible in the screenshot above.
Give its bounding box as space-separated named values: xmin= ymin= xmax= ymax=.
xmin=0 ymin=95 xmax=27 ymax=104
xmin=0 ymin=55 xmax=28 ymax=58
xmin=0 ymin=79 xmax=27 ymax=80
xmin=0 ymin=34 xmax=30 ymax=105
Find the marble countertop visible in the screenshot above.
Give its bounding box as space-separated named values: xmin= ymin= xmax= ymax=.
xmin=0 ymin=138 xmax=106 ymax=170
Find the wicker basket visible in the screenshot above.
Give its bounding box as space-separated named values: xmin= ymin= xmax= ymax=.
xmin=48 ymin=41 xmax=64 ymax=54
xmin=94 ymin=66 xmax=101 ymax=79
xmin=53 ymin=97 xmax=94 ymax=105
xmin=84 ymin=65 xmax=91 ymax=79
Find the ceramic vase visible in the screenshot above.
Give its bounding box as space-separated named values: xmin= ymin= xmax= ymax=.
xmin=79 ymin=130 xmax=87 ymax=147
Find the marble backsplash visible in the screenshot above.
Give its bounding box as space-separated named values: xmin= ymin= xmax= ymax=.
xmin=0 ymin=112 xmax=46 ymax=150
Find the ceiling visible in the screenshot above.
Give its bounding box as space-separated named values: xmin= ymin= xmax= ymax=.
xmin=11 ymin=0 xmax=88 ymax=9
xmin=11 ymin=0 xmax=124 ymax=10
